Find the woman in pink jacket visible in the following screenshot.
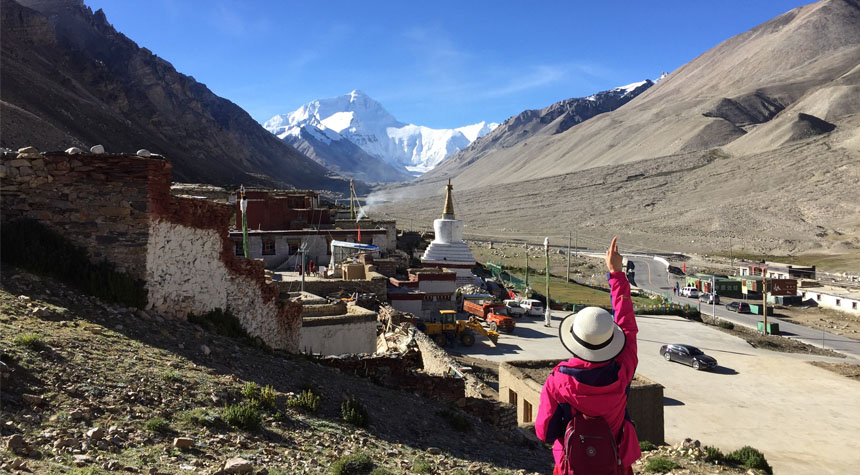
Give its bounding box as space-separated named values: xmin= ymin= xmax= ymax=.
xmin=535 ymin=237 xmax=641 ymax=474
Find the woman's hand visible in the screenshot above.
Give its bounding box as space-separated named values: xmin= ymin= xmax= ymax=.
xmin=605 ymin=236 xmax=623 ymax=273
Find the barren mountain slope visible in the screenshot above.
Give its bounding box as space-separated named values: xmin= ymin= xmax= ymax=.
xmin=421 ymin=0 xmax=860 ymax=190
xmin=376 ymin=119 xmax=860 ymax=260
xmin=0 ymin=0 xmax=345 ymax=191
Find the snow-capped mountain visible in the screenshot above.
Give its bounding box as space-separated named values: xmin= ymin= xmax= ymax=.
xmin=264 ymin=90 xmax=498 ymax=178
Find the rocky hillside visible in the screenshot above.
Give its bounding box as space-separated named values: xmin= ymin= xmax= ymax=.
xmin=1 ymin=266 xmax=768 ymax=474
xmin=0 ymin=0 xmax=346 ymax=191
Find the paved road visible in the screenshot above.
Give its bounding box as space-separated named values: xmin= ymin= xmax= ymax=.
xmin=454 ymin=311 xmax=860 ymax=474
xmin=626 ymin=256 xmax=860 ymax=361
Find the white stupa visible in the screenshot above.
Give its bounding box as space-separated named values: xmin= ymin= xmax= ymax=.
xmin=421 ymin=179 xmax=477 ymax=285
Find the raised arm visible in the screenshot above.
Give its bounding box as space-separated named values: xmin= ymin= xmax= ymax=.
xmin=605 ymin=238 xmax=638 ymax=377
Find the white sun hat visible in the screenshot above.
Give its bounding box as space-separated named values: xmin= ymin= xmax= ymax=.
xmin=559 ymin=307 xmax=626 ymax=363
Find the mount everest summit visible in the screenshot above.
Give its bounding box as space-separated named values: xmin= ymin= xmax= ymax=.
xmin=264 ymin=90 xmax=498 ymax=181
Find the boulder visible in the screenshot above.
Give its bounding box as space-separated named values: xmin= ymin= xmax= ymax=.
xmin=90 ymin=144 xmax=105 ymax=154
xmin=223 ymin=457 xmax=253 ymax=473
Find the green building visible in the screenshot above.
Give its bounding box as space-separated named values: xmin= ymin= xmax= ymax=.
xmin=685 ymin=273 xmax=743 ymax=297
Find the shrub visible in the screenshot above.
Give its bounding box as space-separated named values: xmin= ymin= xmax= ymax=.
xmin=1 ymin=218 xmax=147 ymax=308
xmin=341 ymin=399 xmax=368 ymax=427
xmin=222 ymin=402 xmax=262 ymax=431
xmin=718 ymin=320 xmax=735 ymax=330
xmin=644 ymin=456 xmax=679 ymax=473
xmin=13 ymin=333 xmax=44 ymax=350
xmin=438 ymin=408 xmax=471 ymax=432
xmin=143 ymin=417 xmax=170 ymax=434
xmin=328 ymin=452 xmax=374 ymax=475
xmin=259 ymin=384 xmax=277 ymax=410
xmin=241 ymin=382 xmax=260 ymax=400
xmin=703 ymin=445 xmax=724 ymax=463
xmin=725 ymin=446 xmax=772 ymax=474
xmin=369 ymin=469 xmax=394 ymax=475
xmin=286 ymin=389 xmax=321 ymax=413
xmin=639 ymin=440 xmax=657 ymax=452
xmin=412 ymin=457 xmax=432 ymax=474
xmin=188 ymin=308 xmax=249 ymax=340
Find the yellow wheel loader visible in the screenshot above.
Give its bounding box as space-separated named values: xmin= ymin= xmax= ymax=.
xmin=421 ymin=310 xmax=499 ymax=347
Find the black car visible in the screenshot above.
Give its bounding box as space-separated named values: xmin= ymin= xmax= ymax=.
xmin=725 ymin=302 xmax=751 ymax=313
xmin=659 ymin=344 xmax=717 ymax=370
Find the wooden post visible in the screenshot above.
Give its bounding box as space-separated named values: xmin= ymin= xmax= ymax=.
xmin=544 ymin=237 xmax=551 ymax=327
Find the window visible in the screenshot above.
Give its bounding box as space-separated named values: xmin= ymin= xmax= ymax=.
xmin=262 ymin=238 xmax=276 ymax=256
xmin=816 ymin=294 xmax=821 ymax=301
xmin=853 ymin=302 xmax=857 ymax=310
xmin=836 ymin=299 xmax=841 ymax=307
xmin=234 ymin=241 xmax=243 ymax=256
xmin=508 ymin=389 xmax=518 ymax=406
xmin=523 ymin=400 xmax=533 ymax=423
xmin=289 ymin=241 xmax=300 ymax=255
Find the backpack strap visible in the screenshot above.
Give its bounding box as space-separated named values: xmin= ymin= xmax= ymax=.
xmin=557 ymin=360 xmax=620 ymax=387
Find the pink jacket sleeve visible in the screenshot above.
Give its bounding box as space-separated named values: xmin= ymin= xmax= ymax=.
xmin=609 ymin=271 xmax=638 ymax=382
xmin=535 ymin=374 xmax=557 ymax=443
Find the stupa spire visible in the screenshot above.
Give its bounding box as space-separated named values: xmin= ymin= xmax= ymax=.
xmin=442 ymin=179 xmax=455 ymax=219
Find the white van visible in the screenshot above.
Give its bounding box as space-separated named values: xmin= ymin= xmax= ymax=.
xmin=520 ymin=299 xmax=545 ymax=316
xmin=504 ymin=299 xmax=526 ymax=316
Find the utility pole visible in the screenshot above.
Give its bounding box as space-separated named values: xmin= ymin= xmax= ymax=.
xmin=544 ymin=237 xmax=551 ymax=327
xmin=299 ymin=242 xmax=308 ymax=293
xmin=762 ymin=268 xmax=768 ymax=335
xmin=525 ymin=252 xmax=529 ymax=288
xmin=712 ymin=275 xmax=717 ymax=325
xmin=575 ymin=230 xmax=578 ymax=258
xmin=566 ymin=231 xmax=571 ymax=283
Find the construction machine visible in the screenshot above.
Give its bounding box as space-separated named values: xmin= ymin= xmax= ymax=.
xmin=421 ymin=310 xmax=499 ymax=347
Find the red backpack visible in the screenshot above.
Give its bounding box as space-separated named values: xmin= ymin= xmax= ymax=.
xmin=559 ymin=411 xmax=623 ymax=475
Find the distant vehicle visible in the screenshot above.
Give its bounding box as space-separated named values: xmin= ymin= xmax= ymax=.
xmin=668 ymin=265 xmax=685 ymax=276
xmin=503 ymin=300 xmax=527 ymax=316
xmin=659 ymin=344 xmax=717 ymax=371
xmin=463 ymin=300 xmax=516 ymax=334
xmin=725 ymin=302 xmax=751 ymax=313
xmin=519 ymin=299 xmax=545 ymax=317
xmin=680 ymin=286 xmax=699 ymax=298
xmin=698 ymin=293 xmax=720 ymax=304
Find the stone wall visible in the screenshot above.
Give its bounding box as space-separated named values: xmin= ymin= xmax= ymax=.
xmin=499 ymin=360 xmax=665 ymax=443
xmin=146 ymin=174 xmax=302 ymax=351
xmin=285 ymin=273 xmax=388 ymax=299
xmin=1 ymin=149 xmax=302 ymax=351
xmin=300 ymin=305 xmax=378 ymax=355
xmin=0 ymin=150 xmax=162 ymax=280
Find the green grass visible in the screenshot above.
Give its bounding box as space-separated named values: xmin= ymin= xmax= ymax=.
xmin=177 ymin=408 xmax=219 ymax=428
xmin=502 ymin=271 xmax=658 ymax=307
xmin=222 ymin=402 xmax=262 ymax=431
xmin=143 ymin=417 xmax=171 ymax=434
xmin=703 ymin=445 xmax=724 ymax=463
xmin=328 ymin=452 xmax=374 ymax=475
xmin=412 ymin=457 xmax=432 ymax=473
xmin=13 ymin=332 xmax=45 ymax=350
xmin=161 ymin=370 xmax=181 ymax=382
xmin=644 ymin=456 xmax=679 ymax=473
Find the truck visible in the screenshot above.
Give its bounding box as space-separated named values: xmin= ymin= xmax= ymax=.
xmin=421 ymin=310 xmax=499 ymax=347
xmin=463 ymin=300 xmax=516 ymax=333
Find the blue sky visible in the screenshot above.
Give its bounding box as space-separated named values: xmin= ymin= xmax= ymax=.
xmin=85 ymin=0 xmax=811 ymax=129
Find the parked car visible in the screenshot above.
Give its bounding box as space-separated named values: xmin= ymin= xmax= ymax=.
xmin=698 ymin=293 xmax=720 ymax=304
xmin=503 ymin=299 xmax=527 ymax=317
xmin=679 ymin=286 xmax=699 ymax=298
xmin=519 ymin=299 xmax=544 ymax=317
xmin=668 ymin=265 xmax=685 ymax=276
xmin=725 ymin=301 xmax=751 ymax=313
xmin=659 ymin=344 xmax=717 ymax=371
